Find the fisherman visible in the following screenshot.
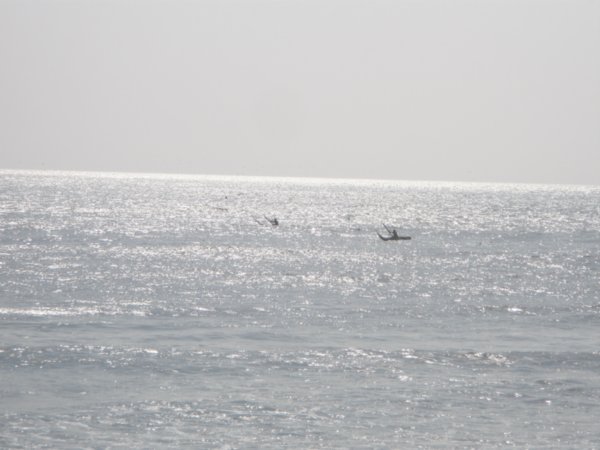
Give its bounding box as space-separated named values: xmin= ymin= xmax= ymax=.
xmin=377 ymin=224 xmax=411 ymax=241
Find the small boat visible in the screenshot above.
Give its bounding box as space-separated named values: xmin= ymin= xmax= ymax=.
xmin=377 ymin=232 xmax=411 ymax=241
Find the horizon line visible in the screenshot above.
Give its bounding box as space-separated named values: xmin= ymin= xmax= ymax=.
xmin=1 ymin=166 xmax=598 ymax=190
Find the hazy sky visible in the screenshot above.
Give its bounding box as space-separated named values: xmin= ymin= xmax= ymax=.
xmin=1 ymin=0 xmax=599 ymax=185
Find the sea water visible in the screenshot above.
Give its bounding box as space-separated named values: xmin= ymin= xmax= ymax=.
xmin=0 ymin=170 xmax=599 ymax=448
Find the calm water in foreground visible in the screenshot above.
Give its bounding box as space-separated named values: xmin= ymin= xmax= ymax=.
xmin=1 ymin=170 xmax=599 ymax=448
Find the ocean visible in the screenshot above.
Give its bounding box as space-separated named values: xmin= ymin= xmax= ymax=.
xmin=1 ymin=170 xmax=599 ymax=448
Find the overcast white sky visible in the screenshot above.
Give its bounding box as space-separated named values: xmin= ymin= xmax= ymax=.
xmin=1 ymin=0 xmax=599 ymax=185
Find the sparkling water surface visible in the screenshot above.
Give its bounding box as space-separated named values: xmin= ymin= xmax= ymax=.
xmin=1 ymin=170 xmax=599 ymax=448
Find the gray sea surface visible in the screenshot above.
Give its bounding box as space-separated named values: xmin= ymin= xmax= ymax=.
xmin=1 ymin=170 xmax=599 ymax=448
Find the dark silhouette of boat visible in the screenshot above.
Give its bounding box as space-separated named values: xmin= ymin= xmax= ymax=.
xmin=377 ymin=231 xmax=411 ymax=241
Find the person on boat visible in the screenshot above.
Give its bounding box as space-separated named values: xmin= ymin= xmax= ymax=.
xmin=377 ymin=224 xmax=410 ymax=241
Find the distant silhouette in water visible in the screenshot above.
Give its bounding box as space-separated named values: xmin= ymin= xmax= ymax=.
xmin=377 ymin=224 xmax=411 ymax=241
xmin=254 ymin=215 xmax=279 ymax=226
xmin=264 ymin=216 xmax=279 ymax=226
